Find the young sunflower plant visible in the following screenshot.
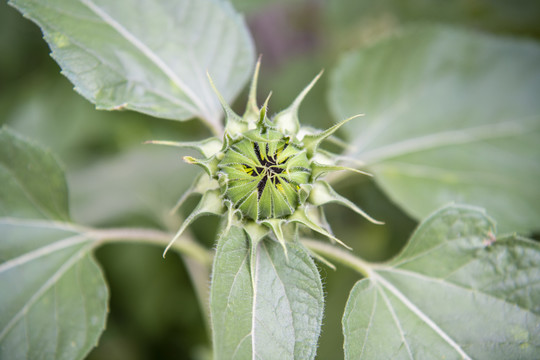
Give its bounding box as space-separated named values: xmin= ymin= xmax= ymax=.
xmin=148 ymin=61 xmax=382 ymax=259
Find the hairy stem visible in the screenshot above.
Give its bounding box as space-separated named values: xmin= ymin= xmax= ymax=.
xmin=302 ymin=239 xmax=379 ymax=278
xmin=89 ymin=226 xmax=214 ymax=337
xmin=89 ymin=227 xmax=213 ymax=266
xmin=183 ymin=255 xmax=212 ymax=340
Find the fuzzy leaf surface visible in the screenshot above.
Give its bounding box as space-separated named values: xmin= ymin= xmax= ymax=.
xmin=210 ymin=226 xmax=324 ymax=359
xmin=0 ymin=219 xmax=107 ymax=360
xmin=329 ymin=26 xmax=540 ymax=233
xmin=0 ymin=129 xmax=108 ymax=359
xmin=0 ymin=127 xmax=69 ymax=221
xmin=9 ymin=0 xmax=255 ymax=131
xmin=343 ymin=205 xmax=540 ymax=359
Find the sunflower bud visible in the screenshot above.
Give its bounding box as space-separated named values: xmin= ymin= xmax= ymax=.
xmin=152 ymin=60 xmax=381 ymax=257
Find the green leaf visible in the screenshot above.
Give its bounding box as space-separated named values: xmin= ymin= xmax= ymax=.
xmin=210 ymin=226 xmax=324 ymax=359
xmin=343 ymin=204 xmax=540 ymax=359
xmin=0 ymin=127 xmax=69 ymax=221
xmin=9 ymin=0 xmax=255 ymax=132
xmin=0 ymin=219 xmax=107 ymax=360
xmin=329 ymin=26 xmax=540 ymax=233
xmin=0 ymin=128 xmax=108 ymax=359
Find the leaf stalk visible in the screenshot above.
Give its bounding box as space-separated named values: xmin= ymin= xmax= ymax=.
xmin=90 ymin=227 xmax=213 ymax=266
xmin=301 ymin=239 xmax=378 ymax=278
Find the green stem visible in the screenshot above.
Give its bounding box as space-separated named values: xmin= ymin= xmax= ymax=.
xmin=301 ymin=239 xmax=379 ymax=278
xmin=89 ymin=227 xmax=213 ymax=266
xmin=183 ymin=255 xmax=212 ymax=341
xmin=89 ymin=226 xmax=214 ymax=338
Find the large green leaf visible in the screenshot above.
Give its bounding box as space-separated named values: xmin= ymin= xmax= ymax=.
xmin=328 ymin=26 xmax=540 ymax=233
xmin=9 ymin=0 xmax=255 ymax=132
xmin=0 ymin=127 xmax=69 ymax=221
xmin=0 ymin=219 xmax=107 ymax=360
xmin=210 ymin=226 xmax=324 ymax=359
xmin=0 ymin=128 xmax=108 ymax=359
xmin=343 ymin=204 xmax=540 ymax=359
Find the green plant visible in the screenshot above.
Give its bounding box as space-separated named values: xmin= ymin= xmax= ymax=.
xmin=1 ymin=0 xmax=540 ymax=359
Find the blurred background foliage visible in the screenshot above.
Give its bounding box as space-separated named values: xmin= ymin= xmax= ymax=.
xmin=1 ymin=0 xmax=539 ymax=358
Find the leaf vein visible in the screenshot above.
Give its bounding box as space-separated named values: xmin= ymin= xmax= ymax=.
xmin=376 ymin=286 xmax=414 ymax=359
xmin=0 ymin=244 xmax=93 ymax=341
xmin=385 ymin=267 xmax=538 ymax=313
xmin=79 ymin=0 xmax=210 ymax=120
xmin=372 ymin=271 xmax=472 ymax=359
xmin=361 ymin=121 xmax=533 ymax=165
xmin=36 ymin=13 xmax=203 ymax=115
xmin=0 ymin=234 xmax=90 ymax=274
xmin=358 ymin=283 xmax=377 ymax=359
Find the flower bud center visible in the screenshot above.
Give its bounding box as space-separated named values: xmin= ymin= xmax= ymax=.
xmin=218 ymin=132 xmax=311 ymax=221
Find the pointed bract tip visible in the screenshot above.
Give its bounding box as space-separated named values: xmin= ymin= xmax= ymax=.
xmin=147 ymin=138 xmax=222 ymax=158
xmin=309 ymin=181 xmax=384 ymax=225
xmin=206 ymin=73 xmax=229 ymax=110
xmin=311 ymin=162 xmax=373 ymax=180
xmin=162 ymin=222 xmax=188 ymax=258
xmin=302 ymin=114 xmax=363 ymax=156
xmin=290 ymin=207 xmax=352 ymax=250
xmin=262 ymin=91 xmax=272 ymax=109
xmin=165 ymin=190 xmax=225 ymax=258
xmin=273 ymin=71 xmax=323 ymax=136
xmin=291 ymin=72 xmax=323 ymax=112
xmin=207 ymin=71 xmax=245 ymax=136
xmin=261 ymin=219 xmax=289 ymax=259
xmin=144 ymin=140 xmax=185 ymax=147
xmin=257 ymin=92 xmax=273 ymax=126
xmin=183 ymin=156 xmax=219 ymax=177
xmin=183 ymin=156 xmax=197 ymax=164
xmin=249 ymin=57 xmax=262 ymax=105
xmin=243 ymin=56 xmax=263 ymax=125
